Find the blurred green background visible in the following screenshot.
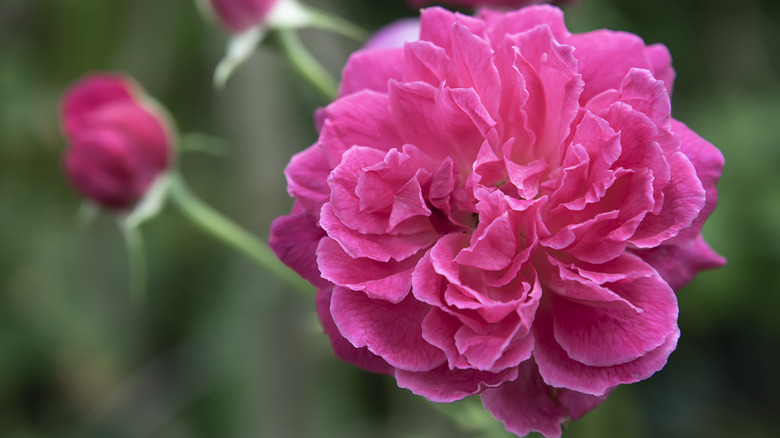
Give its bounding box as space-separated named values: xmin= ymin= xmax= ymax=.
xmin=1 ymin=0 xmax=778 ymax=437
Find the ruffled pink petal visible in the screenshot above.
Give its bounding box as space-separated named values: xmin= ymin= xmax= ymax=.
xmin=668 ymin=119 xmax=725 ymax=244
xmin=482 ymin=5 xmax=570 ymax=43
xmin=533 ymin=301 xmax=680 ymax=396
xmin=481 ymin=359 xmax=607 ymax=438
xmin=339 ymin=48 xmax=405 ymax=97
xmin=508 ymin=24 xmax=582 ymax=165
xmin=316 ymin=286 xmax=394 ymax=375
xmin=630 ymin=151 xmax=705 ymax=247
xmin=395 ymin=364 xmax=518 ymax=403
xmin=330 ymin=286 xmax=445 ymax=372
xmin=646 ymin=43 xmax=675 ymax=95
xmin=419 ymin=7 xmax=486 ymax=55
xmin=549 ymin=255 xmax=678 ymax=367
xmin=403 ymin=40 xmax=450 ymax=86
xmin=316 ymin=237 xmax=419 ymax=303
xmin=448 ymin=21 xmax=502 ymax=114
xmin=317 ymin=90 xmax=403 ymax=166
xmin=268 ymin=208 xmax=328 ymax=287
xmin=284 ymin=145 xmax=332 ymax=218
xmin=320 ymin=202 xmax=438 ymax=262
xmin=569 ymin=30 xmax=656 ymax=105
xmin=634 ymin=236 xmax=726 ymax=291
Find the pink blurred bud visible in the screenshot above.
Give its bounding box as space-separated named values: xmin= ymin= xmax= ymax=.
xmin=61 ymin=73 xmax=173 ymax=211
xmin=207 ymin=0 xmax=279 ymax=33
xmin=365 ymin=18 xmax=421 ymax=50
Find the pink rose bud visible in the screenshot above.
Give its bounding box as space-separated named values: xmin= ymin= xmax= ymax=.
xmin=61 ymin=73 xmax=172 ymax=211
xmin=207 ymin=0 xmax=280 ymax=33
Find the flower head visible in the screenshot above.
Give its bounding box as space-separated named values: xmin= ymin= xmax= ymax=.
xmin=270 ymin=6 xmax=724 ymax=437
xmin=205 ymin=0 xmax=279 ymax=33
xmin=61 ymin=73 xmax=173 ymax=211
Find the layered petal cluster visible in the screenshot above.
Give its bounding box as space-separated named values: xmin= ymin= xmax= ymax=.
xmin=61 ymin=73 xmax=173 ymax=210
xmin=270 ymin=6 xmax=724 ymax=437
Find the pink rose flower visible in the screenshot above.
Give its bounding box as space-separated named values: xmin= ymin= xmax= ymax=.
xmin=206 ymin=0 xmax=279 ymax=33
xmin=270 ymin=5 xmax=725 ymax=437
xmin=61 ymin=73 xmax=172 ymax=211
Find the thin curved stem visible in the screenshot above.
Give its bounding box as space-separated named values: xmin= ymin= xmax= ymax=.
xmin=167 ymin=172 xmax=313 ymax=295
xmin=275 ymin=28 xmax=338 ymax=101
xmin=119 ymin=220 xmax=147 ymax=303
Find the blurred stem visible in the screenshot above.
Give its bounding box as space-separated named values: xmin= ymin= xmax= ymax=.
xmin=302 ymin=5 xmax=368 ymax=42
xmin=119 ymin=220 xmax=146 ymax=303
xmin=275 ymin=28 xmax=338 ymax=101
xmin=167 ymin=173 xmax=313 ymax=295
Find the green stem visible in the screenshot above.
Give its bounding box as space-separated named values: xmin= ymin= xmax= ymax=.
xmin=167 ymin=173 xmax=313 ymax=295
xmin=275 ymin=28 xmax=338 ymax=101
xmin=119 ymin=220 xmax=146 ymax=303
xmin=302 ymin=6 xmax=369 ymax=42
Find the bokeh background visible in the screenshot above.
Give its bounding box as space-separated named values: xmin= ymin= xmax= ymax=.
xmin=1 ymin=0 xmax=779 ymax=437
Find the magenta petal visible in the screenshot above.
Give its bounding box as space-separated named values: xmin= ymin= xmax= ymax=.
xmin=534 ymin=304 xmax=680 ymax=395
xmin=317 ymin=237 xmax=418 ymax=303
xmin=395 ymin=364 xmax=518 ymax=403
xmin=631 ymin=151 xmax=706 ymax=247
xmin=340 ymin=48 xmax=405 ymax=97
xmin=481 ymin=359 xmax=607 ymax=438
xmin=669 ymin=119 xmax=725 ymax=244
xmin=316 ymin=287 xmax=393 ymax=375
xmin=634 ymin=236 xmax=726 ymax=291
xmin=646 ymin=43 xmax=676 ymax=95
xmin=320 ymin=202 xmax=437 ymax=262
xmin=404 ymin=40 xmax=450 ymax=86
xmin=284 ymin=145 xmax=333 ymax=217
xmin=550 ymin=258 xmax=678 ymax=366
xmin=569 ymin=30 xmax=655 ymax=104
xmin=269 ymin=209 xmax=328 ymax=287
xmin=330 ymin=286 xmax=445 ymax=372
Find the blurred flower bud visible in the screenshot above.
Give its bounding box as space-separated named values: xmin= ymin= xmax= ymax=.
xmin=364 ymin=18 xmax=420 ymax=50
xmin=205 ymin=0 xmax=280 ymax=33
xmin=61 ymin=73 xmax=173 ymax=211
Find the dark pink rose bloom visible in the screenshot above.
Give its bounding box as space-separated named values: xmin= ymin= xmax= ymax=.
xmin=270 ymin=6 xmax=724 ymax=437
xmin=207 ymin=0 xmax=279 ymax=33
xmin=61 ymin=73 xmax=172 ymax=211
